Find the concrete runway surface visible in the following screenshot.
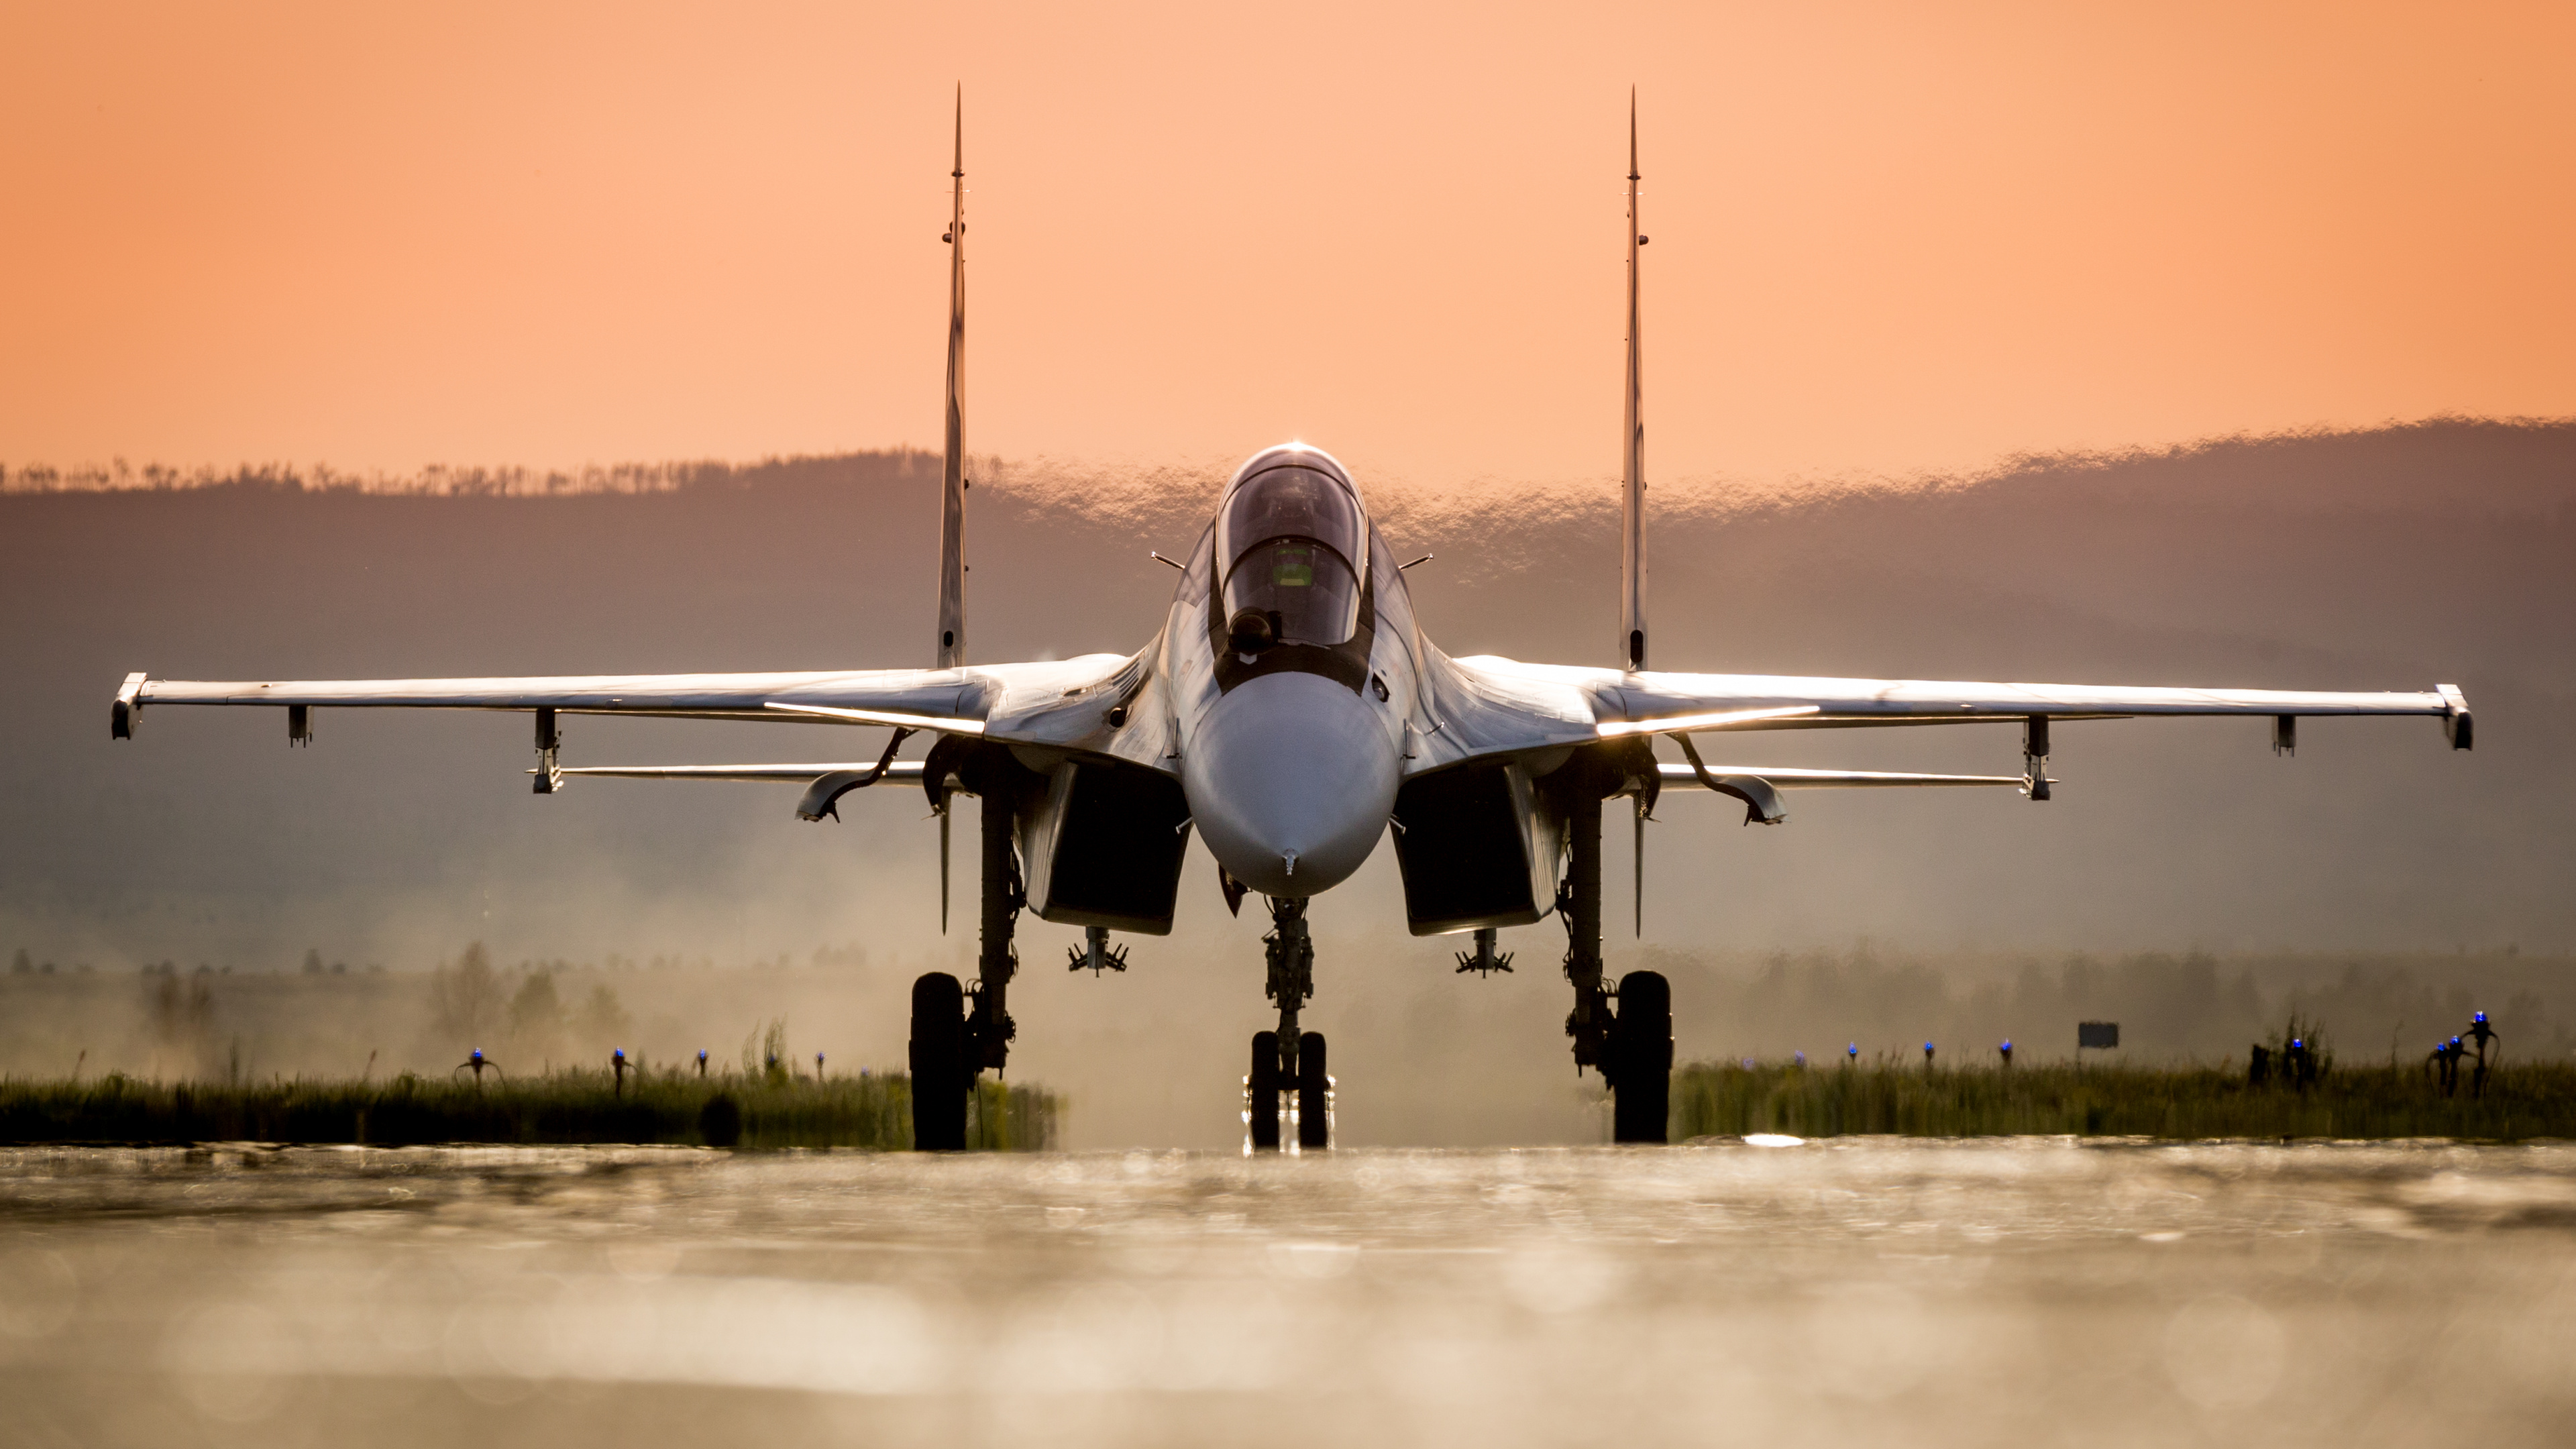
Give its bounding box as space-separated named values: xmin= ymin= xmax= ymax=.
xmin=1 ymin=1140 xmax=2571 ymax=1448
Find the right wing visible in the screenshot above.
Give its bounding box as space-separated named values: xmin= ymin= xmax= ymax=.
xmin=113 ymin=650 xmax=1169 ymax=768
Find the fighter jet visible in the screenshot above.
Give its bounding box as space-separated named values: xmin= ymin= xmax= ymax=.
xmin=107 ymin=95 xmax=2473 ymax=1149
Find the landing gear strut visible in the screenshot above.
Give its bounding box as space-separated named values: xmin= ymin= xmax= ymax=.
xmin=910 ymin=778 xmax=1022 ymax=1150
xmin=1556 ymin=781 xmax=1671 ymax=1142
xmin=1561 ymin=794 xmax=1611 ymax=1076
xmin=1246 ymin=897 xmax=1331 ymax=1150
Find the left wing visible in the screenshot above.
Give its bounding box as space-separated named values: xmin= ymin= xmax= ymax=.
xmin=1416 ymin=653 xmax=2471 ymax=775
xmin=112 ymin=651 xmax=1167 ymax=770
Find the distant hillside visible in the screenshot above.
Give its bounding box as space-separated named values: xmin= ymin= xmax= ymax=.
xmin=3 ymin=421 xmax=2567 ymax=1144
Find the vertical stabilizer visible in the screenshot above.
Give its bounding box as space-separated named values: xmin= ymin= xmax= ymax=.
xmin=936 ymin=87 xmax=969 ymax=669
xmin=1618 ymin=91 xmax=1648 ymax=672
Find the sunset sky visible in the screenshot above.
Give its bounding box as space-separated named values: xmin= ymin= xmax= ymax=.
xmin=3 ymin=2 xmax=2569 ymax=488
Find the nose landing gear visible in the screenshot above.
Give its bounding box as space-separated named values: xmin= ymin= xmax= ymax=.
xmin=1244 ymin=898 xmax=1333 ymax=1151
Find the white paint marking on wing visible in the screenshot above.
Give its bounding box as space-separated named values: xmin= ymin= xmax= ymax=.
xmin=763 ymin=702 xmax=987 ymax=734
xmin=1594 ymin=704 xmax=1821 ymax=737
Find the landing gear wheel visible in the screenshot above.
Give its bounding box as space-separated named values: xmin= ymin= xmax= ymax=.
xmin=1248 ymin=1030 xmax=1283 ymax=1151
xmin=1609 ymin=969 xmax=1672 ymax=1144
xmin=909 ymin=972 xmax=970 ymax=1151
xmin=1296 ymin=1033 xmax=1332 ymax=1150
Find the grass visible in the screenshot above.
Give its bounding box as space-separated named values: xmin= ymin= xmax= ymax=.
xmin=0 ymin=1069 xmax=1056 ymax=1151
xmin=1672 ymin=1059 xmax=2576 ymax=1141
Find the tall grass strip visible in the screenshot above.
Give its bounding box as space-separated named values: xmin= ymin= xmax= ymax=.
xmin=1672 ymin=1060 xmax=2576 ymax=1141
xmin=0 ymin=1069 xmax=1057 ymax=1150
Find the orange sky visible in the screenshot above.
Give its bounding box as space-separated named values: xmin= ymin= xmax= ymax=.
xmin=3 ymin=2 xmax=2569 ymax=489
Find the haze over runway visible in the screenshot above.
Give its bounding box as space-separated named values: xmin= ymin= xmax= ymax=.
xmin=5 ymin=1142 xmax=2573 ymax=1446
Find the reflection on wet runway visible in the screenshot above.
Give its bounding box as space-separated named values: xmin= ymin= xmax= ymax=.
xmin=3 ymin=1140 xmax=2572 ymax=1446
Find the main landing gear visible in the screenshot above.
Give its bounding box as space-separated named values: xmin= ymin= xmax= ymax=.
xmin=1246 ymin=897 xmax=1332 ymax=1151
xmin=1552 ymin=776 xmax=1672 ymax=1143
xmin=910 ymin=781 xmax=1020 ymax=1150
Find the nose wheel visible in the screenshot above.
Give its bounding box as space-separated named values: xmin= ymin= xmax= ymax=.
xmin=1297 ymin=1034 xmax=1332 ymax=1148
xmin=1248 ymin=1030 xmax=1283 ymax=1150
xmin=1245 ymin=1029 xmax=1334 ymax=1152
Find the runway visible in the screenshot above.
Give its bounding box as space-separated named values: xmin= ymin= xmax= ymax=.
xmin=3 ymin=1139 xmax=2571 ymax=1446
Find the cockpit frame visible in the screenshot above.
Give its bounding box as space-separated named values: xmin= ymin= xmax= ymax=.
xmin=1205 ymin=449 xmax=1379 ymax=696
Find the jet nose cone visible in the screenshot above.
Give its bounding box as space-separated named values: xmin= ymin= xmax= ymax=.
xmin=1184 ymin=671 xmax=1398 ymax=897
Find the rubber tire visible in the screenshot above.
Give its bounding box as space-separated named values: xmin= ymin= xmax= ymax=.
xmin=909 ymin=972 xmax=970 ymax=1150
xmin=1296 ymin=1033 xmax=1332 ymax=1150
xmin=697 ymin=1093 xmax=743 ymax=1148
xmin=1609 ymin=969 xmax=1672 ymax=1144
xmin=1248 ymin=1030 xmax=1283 ymax=1151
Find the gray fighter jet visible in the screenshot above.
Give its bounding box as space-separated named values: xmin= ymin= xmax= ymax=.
xmin=107 ymin=97 xmax=2471 ymax=1148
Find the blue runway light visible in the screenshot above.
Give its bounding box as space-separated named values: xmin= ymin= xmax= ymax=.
xmin=2475 ymin=1011 xmax=2488 ymax=1024
xmin=1847 ymin=1044 xmax=1858 ymax=1059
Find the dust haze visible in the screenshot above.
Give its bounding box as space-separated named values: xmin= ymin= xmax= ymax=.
xmin=3 ymin=419 xmax=2570 ymax=1145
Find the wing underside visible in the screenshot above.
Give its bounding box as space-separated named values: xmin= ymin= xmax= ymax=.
xmin=553 ymin=762 xmax=930 ymax=783
xmin=1656 ymin=763 xmax=2023 ymax=788
xmin=546 ymin=760 xmax=931 ymax=822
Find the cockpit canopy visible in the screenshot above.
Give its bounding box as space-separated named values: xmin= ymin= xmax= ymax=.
xmin=1216 ymin=455 xmax=1368 ymax=649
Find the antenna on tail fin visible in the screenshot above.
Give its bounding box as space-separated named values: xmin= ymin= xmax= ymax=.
xmin=936 ymin=86 xmax=968 ymax=669
xmin=1619 ymin=89 xmax=1648 ymax=674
